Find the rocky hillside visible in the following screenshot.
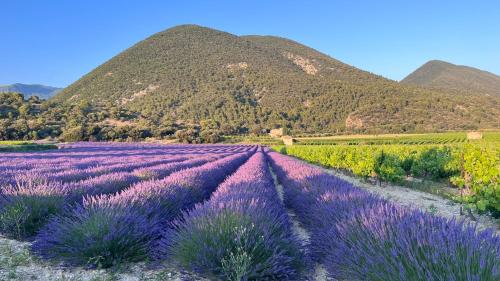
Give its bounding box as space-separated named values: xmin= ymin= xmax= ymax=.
xmin=51 ymin=25 xmax=500 ymax=134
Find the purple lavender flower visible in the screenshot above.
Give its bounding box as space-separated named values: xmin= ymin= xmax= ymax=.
xmin=163 ymin=151 xmax=304 ymax=280
xmin=31 ymin=149 xmax=254 ymax=267
xmin=1 ymin=144 xmax=251 ymax=239
xmin=267 ymin=151 xmax=499 ymax=281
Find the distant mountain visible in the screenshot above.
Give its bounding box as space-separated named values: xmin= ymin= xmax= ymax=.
xmin=51 ymin=25 xmax=500 ymax=133
xmin=401 ymin=60 xmax=500 ymax=96
xmin=0 ymin=83 xmax=62 ymax=99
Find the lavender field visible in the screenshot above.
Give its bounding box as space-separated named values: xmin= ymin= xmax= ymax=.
xmin=0 ymin=143 xmax=498 ymax=280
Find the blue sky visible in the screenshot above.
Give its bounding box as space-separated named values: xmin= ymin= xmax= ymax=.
xmin=1 ymin=0 xmax=499 ymax=87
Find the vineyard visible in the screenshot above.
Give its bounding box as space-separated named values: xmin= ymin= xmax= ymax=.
xmin=223 ymin=135 xmax=285 ymax=146
xmin=0 ymin=143 xmax=498 ymax=280
xmin=276 ymin=143 xmax=500 ymax=217
xmin=294 ymin=131 xmax=500 ymax=145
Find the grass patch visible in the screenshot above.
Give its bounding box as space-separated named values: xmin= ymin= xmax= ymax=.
xmin=0 ymin=243 xmax=32 ymax=269
xmin=0 ymin=142 xmax=57 ymax=152
xmin=401 ymin=178 xmax=458 ymax=200
xmin=0 ymin=141 xmax=34 ymax=145
xmin=0 ymin=193 xmax=66 ymax=239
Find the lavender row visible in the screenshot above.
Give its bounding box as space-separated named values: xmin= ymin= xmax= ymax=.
xmin=0 ymin=154 xmax=223 ymax=239
xmin=163 ymin=151 xmax=303 ymax=279
xmin=267 ymin=151 xmax=499 ymax=281
xmin=0 ymin=144 xmax=250 ymax=167
xmin=0 ymin=148 xmax=224 ymax=180
xmin=0 ymin=154 xmax=195 ymax=187
xmin=0 ymin=145 xmax=251 ymax=185
xmin=0 ymin=153 xmax=168 ymax=172
xmin=1 ymin=145 xmax=252 ymax=190
xmin=31 ymin=149 xmax=255 ymax=267
xmin=0 ymin=145 xmax=248 ymax=170
xmin=42 ymin=155 xmax=194 ymax=183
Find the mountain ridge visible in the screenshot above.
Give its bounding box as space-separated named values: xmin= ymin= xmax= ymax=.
xmin=401 ymin=60 xmax=500 ymax=96
xmin=50 ymin=24 xmax=500 ymax=134
xmin=0 ymin=83 xmax=62 ymax=99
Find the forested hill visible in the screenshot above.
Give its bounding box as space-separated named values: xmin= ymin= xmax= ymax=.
xmin=401 ymin=60 xmax=500 ymax=96
xmin=51 ymin=24 xmax=500 ymax=135
xmin=0 ymin=83 xmax=61 ymax=99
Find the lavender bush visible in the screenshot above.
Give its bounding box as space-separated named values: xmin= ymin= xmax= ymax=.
xmin=267 ymin=151 xmax=499 ymax=281
xmin=31 ymin=202 xmax=160 ymax=268
xmin=0 ymin=157 xmax=210 ymax=239
xmin=323 ymin=202 xmax=500 ymax=281
xmin=164 ymin=152 xmax=303 ymax=280
xmin=31 ymin=150 xmax=254 ymax=267
xmin=1 ymin=144 xmax=247 ymax=239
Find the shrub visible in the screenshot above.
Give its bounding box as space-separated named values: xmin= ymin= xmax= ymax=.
xmin=31 ymin=204 xmax=158 ymax=268
xmin=374 ymin=151 xmax=405 ymax=183
xmin=200 ymin=129 xmax=222 ymax=143
xmin=0 ymin=181 xmax=65 ymax=239
xmin=453 ymin=144 xmax=500 ymax=216
xmin=60 ymin=126 xmax=85 ymax=142
xmin=0 ymin=172 xmax=138 ymax=239
xmin=169 ymin=210 xmax=301 ymax=280
xmin=323 ymin=203 xmax=500 ymax=281
xmin=410 ymin=147 xmax=454 ymax=179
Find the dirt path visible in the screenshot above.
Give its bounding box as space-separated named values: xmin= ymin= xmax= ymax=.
xmin=268 ymin=165 xmax=331 ymax=281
